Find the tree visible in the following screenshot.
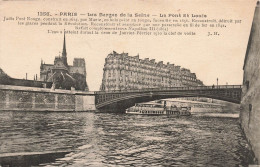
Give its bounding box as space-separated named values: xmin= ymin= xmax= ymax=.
xmin=72 ymin=73 xmax=88 ymax=91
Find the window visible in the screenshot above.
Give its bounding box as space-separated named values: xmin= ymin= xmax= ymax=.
xmin=249 ymin=104 xmax=252 ymax=112
xmin=245 ymin=81 xmax=249 ymax=90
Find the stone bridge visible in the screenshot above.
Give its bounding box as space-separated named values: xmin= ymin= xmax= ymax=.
xmin=94 ymin=85 xmax=242 ymax=111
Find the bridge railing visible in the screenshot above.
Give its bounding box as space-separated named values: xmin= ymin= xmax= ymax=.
xmin=94 ymin=85 xmax=242 ymax=94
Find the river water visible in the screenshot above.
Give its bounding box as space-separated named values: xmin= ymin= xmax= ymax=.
xmin=0 ymin=111 xmax=255 ymax=166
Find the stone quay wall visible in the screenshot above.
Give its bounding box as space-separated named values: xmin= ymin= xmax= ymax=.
xmin=0 ymin=85 xmax=95 ymax=111
xmin=240 ymin=1 xmax=260 ymax=163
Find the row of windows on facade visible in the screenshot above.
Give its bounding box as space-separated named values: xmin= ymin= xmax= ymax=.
xmin=105 ymin=73 xmax=198 ymax=82
xmin=104 ymin=64 xmax=183 ymax=74
xmin=104 ymin=78 xmax=197 ymax=84
xmin=105 ymin=72 xmax=185 ymax=80
xmin=104 ymin=67 xmax=197 ymax=78
xmin=105 ymin=75 xmax=199 ymax=82
xmin=105 ymin=60 xmax=175 ymax=68
xmin=106 ymin=55 xmax=175 ymax=67
xmin=105 ymin=82 xmax=184 ymax=87
xmin=104 ymin=81 xmax=181 ymax=87
xmin=104 ymin=80 xmax=199 ymax=87
xmin=103 ymin=84 xmax=184 ymax=89
xmin=106 ymin=54 xmax=178 ymax=63
xmin=104 ymin=67 xmax=186 ymax=76
xmin=104 ymin=77 xmax=200 ymax=85
xmin=105 ymin=68 xmax=195 ymax=76
xmin=103 ymin=82 xmax=198 ymax=90
xmin=104 ymin=65 xmax=179 ymax=75
xmin=102 ymin=75 xmax=202 ymax=86
xmin=103 ymin=81 xmax=200 ymax=88
xmin=106 ymin=75 xmax=183 ymax=82
xmin=105 ymin=56 xmax=189 ymax=72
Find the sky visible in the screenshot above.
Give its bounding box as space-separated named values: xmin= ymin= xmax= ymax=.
xmin=0 ymin=0 xmax=257 ymax=91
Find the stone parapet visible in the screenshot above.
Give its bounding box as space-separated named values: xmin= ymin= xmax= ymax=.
xmin=0 ymin=85 xmax=95 ymax=111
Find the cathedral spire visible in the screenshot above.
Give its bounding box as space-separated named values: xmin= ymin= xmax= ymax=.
xmin=62 ymin=30 xmax=67 ymax=57
xmin=62 ymin=29 xmax=68 ymax=66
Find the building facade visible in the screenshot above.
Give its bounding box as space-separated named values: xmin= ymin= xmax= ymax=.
xmin=40 ymin=33 xmax=89 ymax=91
xmin=100 ymin=51 xmax=203 ymax=91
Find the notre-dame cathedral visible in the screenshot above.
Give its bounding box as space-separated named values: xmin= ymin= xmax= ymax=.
xmin=40 ymin=33 xmax=89 ymax=91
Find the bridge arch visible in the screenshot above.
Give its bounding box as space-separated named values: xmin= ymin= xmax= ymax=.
xmin=95 ymin=85 xmax=242 ymax=112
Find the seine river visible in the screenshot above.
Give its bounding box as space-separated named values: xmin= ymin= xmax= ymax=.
xmin=0 ymin=111 xmax=255 ymax=166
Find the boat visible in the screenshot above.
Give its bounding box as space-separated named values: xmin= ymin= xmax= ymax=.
xmin=125 ymin=102 xmax=191 ymax=116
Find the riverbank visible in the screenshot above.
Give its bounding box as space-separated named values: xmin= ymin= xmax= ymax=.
xmin=0 ymin=85 xmax=96 ymax=111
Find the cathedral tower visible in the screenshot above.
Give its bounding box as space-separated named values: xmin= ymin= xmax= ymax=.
xmin=40 ymin=32 xmax=88 ymax=91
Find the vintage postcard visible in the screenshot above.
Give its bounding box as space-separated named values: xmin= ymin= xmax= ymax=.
xmin=0 ymin=0 xmax=259 ymax=166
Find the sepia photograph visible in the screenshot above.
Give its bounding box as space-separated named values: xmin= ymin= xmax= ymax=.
xmin=0 ymin=0 xmax=259 ymax=166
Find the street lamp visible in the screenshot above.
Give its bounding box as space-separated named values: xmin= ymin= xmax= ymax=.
xmin=217 ymin=78 xmax=218 ymax=88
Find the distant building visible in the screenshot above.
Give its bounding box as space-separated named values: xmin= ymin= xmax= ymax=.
xmin=40 ymin=33 xmax=89 ymax=91
xmin=100 ymin=51 xmax=203 ymax=91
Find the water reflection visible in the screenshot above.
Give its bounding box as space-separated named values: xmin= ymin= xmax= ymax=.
xmin=0 ymin=111 xmax=255 ymax=166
